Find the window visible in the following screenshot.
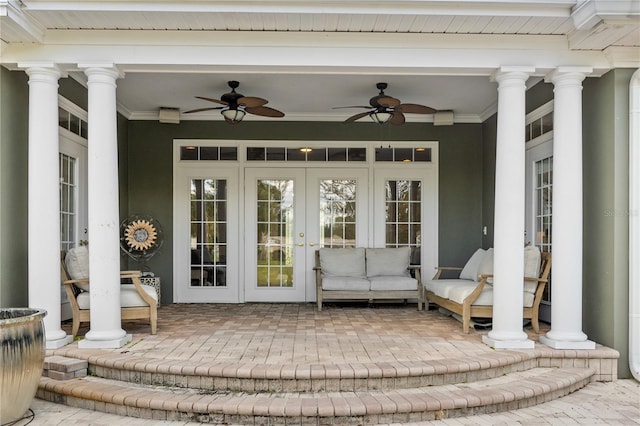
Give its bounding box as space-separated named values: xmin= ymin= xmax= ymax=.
xmin=246 ymin=146 xmax=366 ymax=162
xmin=319 ymin=179 xmax=357 ymax=248
xmin=385 ymin=180 xmax=421 ymax=264
xmin=376 ymin=147 xmax=432 ymax=163
xmin=181 ymin=146 xmax=238 ymax=161
xmin=190 ymin=179 xmax=228 ymax=287
xmin=60 ymin=154 xmax=77 ymax=252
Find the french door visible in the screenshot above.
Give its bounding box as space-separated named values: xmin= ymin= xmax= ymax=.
xmin=173 ymin=166 xmax=240 ymax=303
xmin=244 ymin=168 xmax=369 ymax=302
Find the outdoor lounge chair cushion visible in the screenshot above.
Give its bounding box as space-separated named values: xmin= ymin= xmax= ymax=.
xmin=523 ymin=245 xmax=542 ymax=293
xmin=369 ymin=275 xmax=417 ymax=291
xmin=321 ymin=276 xmax=370 ymax=291
xmin=76 ymin=283 xmax=158 ymax=310
xmin=319 ymin=248 xmax=366 ymax=278
xmin=459 ymin=248 xmax=486 ymax=281
xmin=365 ymin=247 xmax=411 ymax=277
xmin=64 ymin=246 xmax=90 ymax=291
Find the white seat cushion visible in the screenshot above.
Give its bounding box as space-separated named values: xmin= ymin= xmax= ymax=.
xmin=365 ymin=247 xmax=411 ymax=277
xmin=446 ymin=284 xmax=535 ymax=307
xmin=424 ymin=279 xmax=473 ymax=299
xmin=369 ymin=276 xmax=417 ymax=291
xmin=447 ymin=282 xmax=494 ymax=305
xmin=76 ymin=284 xmax=157 ymax=310
xmin=319 ymin=248 xmax=366 ymax=278
xmin=459 ymin=248 xmax=486 ymax=281
xmin=321 ymin=276 xmax=370 ymax=291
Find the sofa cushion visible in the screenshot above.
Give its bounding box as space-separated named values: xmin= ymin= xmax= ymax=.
xmin=523 ymin=245 xmax=542 ymax=293
xmin=459 ymin=248 xmax=486 ymax=281
xmin=477 ymin=248 xmax=494 ymax=277
xmin=76 ymin=284 xmax=157 ymax=309
xmin=321 ymin=276 xmax=370 ymax=291
xmin=319 ymin=248 xmax=366 ymax=278
xmin=64 ymin=246 xmax=90 ymax=291
xmin=447 ymin=282 xmax=494 ymax=305
xmin=369 ymin=275 xmax=417 ymax=291
xmin=424 ymin=278 xmax=472 ymax=299
xmin=447 ymin=284 xmax=535 ymax=307
xmin=365 ymin=247 xmax=411 ymax=277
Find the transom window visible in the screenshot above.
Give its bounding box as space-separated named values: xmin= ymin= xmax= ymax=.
xmin=247 ymin=147 xmax=366 ymax=162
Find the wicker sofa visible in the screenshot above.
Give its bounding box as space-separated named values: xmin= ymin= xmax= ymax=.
xmin=314 ymin=247 xmax=422 ymax=311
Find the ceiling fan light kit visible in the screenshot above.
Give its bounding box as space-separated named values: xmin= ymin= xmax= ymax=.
xmin=221 ymin=108 xmax=246 ymax=123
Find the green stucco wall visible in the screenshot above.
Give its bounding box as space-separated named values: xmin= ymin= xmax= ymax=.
xmin=0 ymin=69 xmax=29 ymax=307
xmin=127 ymin=120 xmax=484 ymax=302
xmin=583 ymin=69 xmax=633 ymax=379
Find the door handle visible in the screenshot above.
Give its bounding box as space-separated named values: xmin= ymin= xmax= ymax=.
xmin=308 ymin=242 xmax=317 ymax=247
xmin=297 ymin=242 xmax=305 ymax=247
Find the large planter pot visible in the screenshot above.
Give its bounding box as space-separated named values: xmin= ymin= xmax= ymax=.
xmin=0 ymin=308 xmax=46 ymax=424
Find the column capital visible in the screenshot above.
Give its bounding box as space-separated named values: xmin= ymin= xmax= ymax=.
xmin=20 ymin=64 xmax=64 ymax=81
xmin=545 ymin=67 xmax=593 ymax=84
xmin=491 ymin=66 xmax=535 ymax=84
xmin=79 ymin=63 xmax=124 ymax=80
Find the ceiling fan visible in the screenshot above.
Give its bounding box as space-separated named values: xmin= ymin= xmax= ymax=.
xmin=334 ymin=82 xmax=437 ymax=125
xmin=183 ymin=80 xmax=285 ymax=124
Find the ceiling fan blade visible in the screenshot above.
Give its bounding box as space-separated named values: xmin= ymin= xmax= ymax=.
xmin=332 ymin=105 xmax=371 ymax=110
xmin=390 ymin=111 xmax=406 ymax=125
xmin=377 ymin=96 xmax=401 ymax=107
xmin=195 ymin=96 xmax=228 ymax=105
xmin=183 ymin=106 xmax=224 ymax=114
xmin=396 ymin=103 xmax=437 ymax=114
xmin=245 ymin=105 xmax=285 ymax=118
xmin=238 ymin=96 xmax=268 ymax=108
xmin=344 ymin=111 xmax=371 ymax=123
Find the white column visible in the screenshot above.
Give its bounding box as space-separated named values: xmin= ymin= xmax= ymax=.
xmin=540 ymin=67 xmax=595 ymax=350
xmin=483 ymin=67 xmax=535 ymax=350
xmin=24 ymin=66 xmax=73 ymax=349
xmin=78 ymin=65 xmax=130 ymax=349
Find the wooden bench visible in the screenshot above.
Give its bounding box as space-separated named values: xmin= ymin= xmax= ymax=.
xmin=314 ymin=247 xmax=422 ymax=311
xmin=423 ymin=248 xmax=551 ymax=333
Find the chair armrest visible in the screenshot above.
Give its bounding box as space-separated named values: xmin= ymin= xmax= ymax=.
xmin=62 ymin=277 xmax=89 ymax=286
xmin=432 ymin=266 xmax=463 ymax=280
xmin=128 ymin=274 xmax=158 ymax=307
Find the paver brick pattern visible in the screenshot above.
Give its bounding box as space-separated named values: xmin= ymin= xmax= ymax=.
xmin=64 ymin=303 xmax=518 ymax=366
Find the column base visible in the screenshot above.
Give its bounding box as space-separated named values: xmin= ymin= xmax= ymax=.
xmin=539 ymin=335 xmax=596 ymax=350
xmin=78 ymin=333 xmax=132 ymax=349
xmin=483 ymin=335 xmax=535 ymax=349
xmin=45 ymin=334 xmax=74 ymax=349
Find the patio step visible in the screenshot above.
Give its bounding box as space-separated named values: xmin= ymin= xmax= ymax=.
xmin=37 ymin=366 xmax=595 ymax=424
xmin=59 ymin=351 xmax=547 ymax=393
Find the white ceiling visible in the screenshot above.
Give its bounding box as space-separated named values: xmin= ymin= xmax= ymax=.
xmin=2 ymin=0 xmax=639 ymax=124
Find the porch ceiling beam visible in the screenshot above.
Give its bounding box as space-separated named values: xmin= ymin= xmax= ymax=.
xmin=1 ymin=31 xmax=617 ymax=76
xmin=21 ymin=0 xmax=575 ymax=18
xmin=0 ymin=0 xmax=45 ymax=42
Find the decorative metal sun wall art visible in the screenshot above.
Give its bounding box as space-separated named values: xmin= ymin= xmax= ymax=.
xmin=119 ymin=214 xmax=164 ymax=269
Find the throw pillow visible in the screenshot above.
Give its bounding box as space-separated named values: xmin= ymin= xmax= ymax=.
xmin=459 ymin=248 xmax=486 ymax=281
xmin=64 ymin=246 xmax=90 ymax=291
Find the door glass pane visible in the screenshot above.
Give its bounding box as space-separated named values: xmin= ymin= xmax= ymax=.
xmin=190 ymin=179 xmax=227 ymax=287
xmin=535 ymin=156 xmax=553 ymax=303
xmin=256 ymin=179 xmax=294 ymax=287
xmin=60 ymin=154 xmax=77 ymax=252
xmin=319 ymin=179 xmax=356 ymax=248
xmin=385 ymin=180 xmax=421 ymax=264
